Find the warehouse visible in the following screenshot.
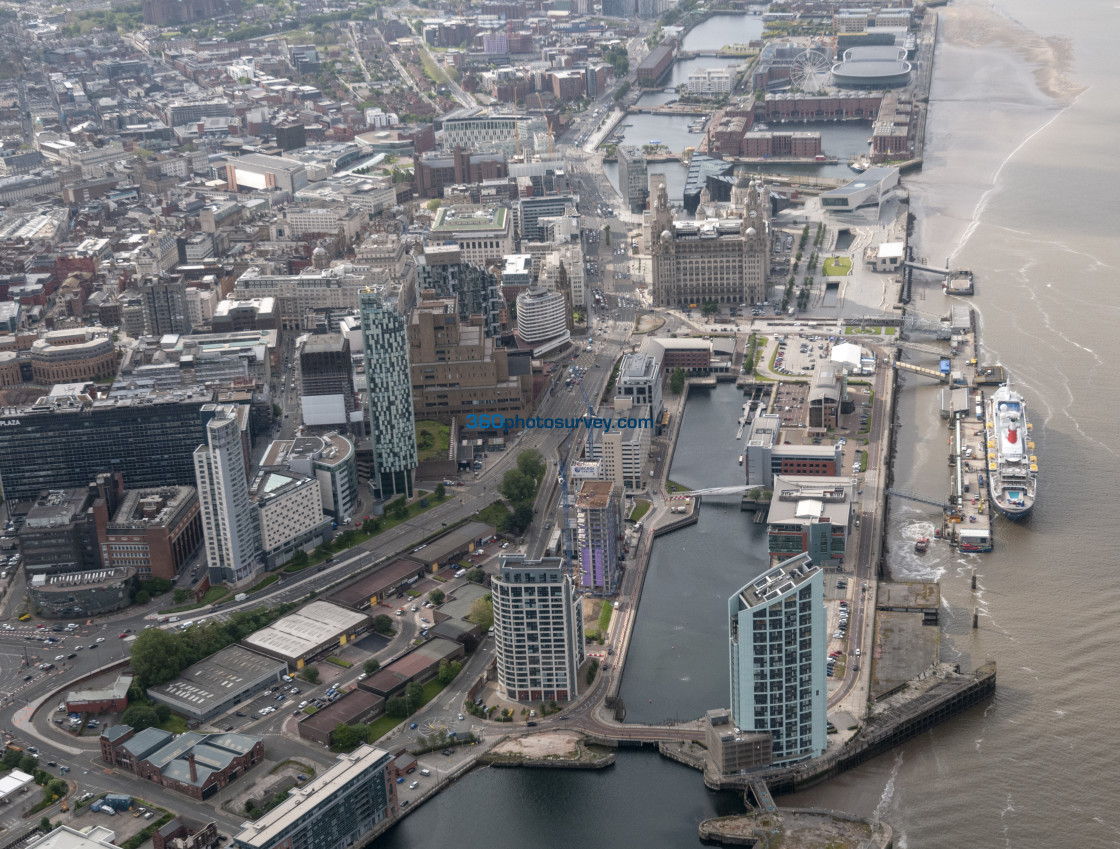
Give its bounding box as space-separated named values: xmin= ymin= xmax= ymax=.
xmin=359 ymin=638 xmax=465 ymax=699
xmin=147 ymin=645 xmax=288 ymax=722
xmin=328 ymin=558 xmax=427 ymax=611
xmin=410 ymin=521 xmax=495 ymax=570
xmin=241 ymin=600 xmax=369 ymax=670
xmin=297 ymin=690 xmax=386 ymax=747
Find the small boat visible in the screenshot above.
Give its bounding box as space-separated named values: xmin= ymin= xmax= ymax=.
xmin=933 ymin=527 xmax=942 ymax=539
xmin=649 ymin=139 xmax=661 ymax=145
xmin=914 ymin=537 xmax=929 ymax=554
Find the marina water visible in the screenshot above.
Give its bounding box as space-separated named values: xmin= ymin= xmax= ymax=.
xmin=375 ymin=1 xmax=1120 ymax=844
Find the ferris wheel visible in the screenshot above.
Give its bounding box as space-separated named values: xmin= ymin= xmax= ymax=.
xmin=791 ymin=49 xmax=832 ymax=94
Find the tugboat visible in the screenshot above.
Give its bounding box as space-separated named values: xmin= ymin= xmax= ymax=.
xmin=914 ymin=537 xmax=930 ymax=554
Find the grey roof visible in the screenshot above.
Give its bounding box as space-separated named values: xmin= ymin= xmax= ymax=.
xmin=120 ymin=727 xmax=173 ymax=760
xmin=146 ymin=731 xmax=206 ymax=769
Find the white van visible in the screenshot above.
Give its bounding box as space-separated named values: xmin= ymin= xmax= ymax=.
xmin=454 ymin=568 xmax=467 ymax=579
xmin=419 ymin=768 xmax=431 ymax=776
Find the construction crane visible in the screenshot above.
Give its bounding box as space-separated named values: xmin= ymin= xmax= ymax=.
xmin=536 ymin=92 xmax=553 ymax=158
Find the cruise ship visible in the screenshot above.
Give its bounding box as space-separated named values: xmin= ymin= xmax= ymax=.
xmin=985 ymin=384 xmax=1037 ymax=520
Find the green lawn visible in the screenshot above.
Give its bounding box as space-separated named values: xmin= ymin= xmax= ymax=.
xmin=159 ymin=714 xmax=188 ymax=734
xmin=629 ymin=499 xmax=652 ymax=522
xmin=415 ymin=420 xmax=451 ymax=462
xmin=597 ymin=601 xmax=613 ymax=632
xmin=476 ymin=500 xmax=511 ymax=527
xmin=666 ymin=479 xmax=687 ymax=493
xmin=247 ymin=574 xmax=279 ymax=594
xmin=822 ymin=256 xmax=852 ymax=276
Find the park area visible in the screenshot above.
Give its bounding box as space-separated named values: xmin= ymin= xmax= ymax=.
xmin=823 ymin=256 xmax=853 ymax=276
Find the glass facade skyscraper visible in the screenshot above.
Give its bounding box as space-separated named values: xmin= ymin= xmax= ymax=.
xmin=728 ymin=552 xmax=826 ymax=765
xmin=0 ymin=391 xmax=214 ymax=502
xmin=359 ymin=290 xmax=417 ymax=500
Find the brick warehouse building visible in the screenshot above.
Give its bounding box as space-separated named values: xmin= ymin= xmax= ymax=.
xmin=100 ymin=725 xmax=263 ymax=800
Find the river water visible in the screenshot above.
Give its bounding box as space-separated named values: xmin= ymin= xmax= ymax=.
xmin=375 ymin=1 xmax=1120 ymax=844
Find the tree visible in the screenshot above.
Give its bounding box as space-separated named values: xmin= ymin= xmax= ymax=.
xmin=372 ymin=614 xmax=394 ymax=634
xmin=670 ymin=367 xmax=686 ymax=395
xmin=428 ymin=589 xmax=445 ymax=605
xmin=386 ymin=696 xmax=408 ymax=718
xmin=516 ymin=449 xmax=545 ymax=483
xmin=121 ymin=704 xmax=161 ymax=732
xmin=135 ymin=589 xmax=150 ymax=605
xmin=331 ymin=723 xmax=366 ymax=752
xmin=154 ymin=703 xmax=171 ymax=722
xmin=20 ymin=754 xmax=38 ymax=774
xmin=603 ymin=224 xmax=611 ymax=246
xmin=701 ymin=301 xmax=719 ymax=317
xmin=364 ymin=658 xmax=380 ymax=675
xmin=300 ymin=666 xmax=320 ymax=684
xmin=130 ymin=628 xmax=186 ymax=688
xmin=467 ymin=595 xmax=494 ymax=631
xmin=2 ymin=747 xmax=21 ymax=769
xmin=426 ymin=199 xmax=441 ymax=212
xmin=404 ymin=681 xmax=423 ymax=712
xmin=46 ymin=779 xmax=66 ymax=799
xmin=289 ymin=549 xmax=309 ymax=569
xmin=466 ymin=568 xmax=486 ymax=584
xmin=40 ymin=818 xmax=51 ymax=834
xmin=361 ymin=517 xmax=381 ymax=535
xmin=502 ymin=504 xmax=535 ymax=535
xmin=336 ymin=529 xmax=357 ymax=549
xmin=499 ymin=469 xmax=537 ymax=508
xmin=437 ymin=659 xmax=463 ymax=685
xmin=435 ymin=483 xmax=446 ymax=500
xmin=173 ymin=588 xmax=189 ymax=604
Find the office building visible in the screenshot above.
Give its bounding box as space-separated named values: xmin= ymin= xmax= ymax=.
xmin=649 ymin=179 xmax=770 ymax=309
xmin=728 ymin=552 xmax=826 ymax=766
xmin=225 ymin=153 xmax=308 ymax=195
xmin=28 ymin=329 xmax=118 ymax=386
xmin=415 ymin=246 xmax=504 ymax=338
xmin=232 ymin=265 xmax=383 ymax=332
xmin=360 ymin=290 xmax=417 ymax=500
xmin=687 ymin=67 xmax=734 ymax=96
xmin=299 ymin=333 xmax=356 ymax=427
xmin=134 ymin=231 xmax=179 ymax=278
xmin=28 ymin=567 xmax=137 ymax=619
xmin=492 ymin=555 xmax=585 ymax=702
xmin=766 ymin=475 xmax=855 ymax=563
xmin=194 ymin=404 xmax=261 ymax=585
xmin=142 ymin=0 xmax=242 ymax=25
xmin=617 ymin=146 xmax=648 ymax=215
xmin=588 ymin=405 xmax=652 ymax=491
xmin=138 ymin=276 xmax=193 ymax=336
xmin=414 ymin=148 xmax=508 ymax=199
xmin=233 ymin=745 xmax=395 ymax=849
xmin=262 ymin=433 xmax=358 ymax=520
xmin=440 ymin=109 xmax=545 ymax=159
xmin=744 ymin=413 xmax=843 ymax=487
xmin=251 ymin=470 xmax=331 ymax=569
xmin=516 ymin=285 xmax=570 ymax=355
xmin=0 ymin=389 xmax=214 ymax=503
xmin=95 ymin=485 xmax=203 ymax=580
xmin=575 ymin=479 xmax=622 ymax=595
xmin=614 ymin=353 xmax=663 ymax=422
xmin=408 ymin=296 xmax=532 ymax=427
xmin=428 ymin=205 xmax=514 ymax=269
xmin=517 ymin=195 xmax=576 ymax=243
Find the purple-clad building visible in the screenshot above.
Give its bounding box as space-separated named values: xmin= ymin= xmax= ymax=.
xmin=575 ymin=479 xmax=622 ymax=595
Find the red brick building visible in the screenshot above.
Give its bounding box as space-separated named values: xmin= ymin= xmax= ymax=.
xmin=101 ymin=725 xmax=264 ymax=801
xmin=67 ymin=673 xmax=133 ymax=714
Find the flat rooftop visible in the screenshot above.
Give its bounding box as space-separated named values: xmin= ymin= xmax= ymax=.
xmin=108 ymin=486 xmax=196 ymax=530
xmin=576 ymin=479 xmax=615 ymax=509
xmin=412 ymin=521 xmax=495 ymax=565
xmin=242 ymin=600 xmax=368 ymax=661
xmin=234 ymin=745 xmax=391 ymax=849
xmin=738 ymin=552 xmax=819 ymax=609
xmin=431 ymin=205 xmax=508 ymax=233
xmin=262 ymin=433 xmax=353 ymax=469
xmin=146 ymin=645 xmax=285 ymax=715
xmin=328 ymin=558 xmax=426 ymax=609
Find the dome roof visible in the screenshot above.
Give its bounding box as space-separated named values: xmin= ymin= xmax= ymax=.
xmin=660 ymin=230 xmax=672 ymax=243
xmin=746 ymin=227 xmax=757 ymax=236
